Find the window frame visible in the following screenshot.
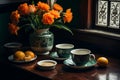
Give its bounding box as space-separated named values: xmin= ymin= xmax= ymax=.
xmin=92 ymin=0 xmax=120 ymax=34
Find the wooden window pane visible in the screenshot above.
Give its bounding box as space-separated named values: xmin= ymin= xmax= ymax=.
xmin=109 ymin=1 xmax=120 ymax=29
xmin=96 ymin=0 xmax=108 ymax=26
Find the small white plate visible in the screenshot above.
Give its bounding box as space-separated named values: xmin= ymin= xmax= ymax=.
xmin=37 ymin=60 xmax=57 ymax=70
xmin=8 ymin=55 xmax=37 ymax=63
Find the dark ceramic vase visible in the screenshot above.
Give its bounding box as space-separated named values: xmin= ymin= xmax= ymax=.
xmin=29 ymin=28 xmax=54 ymax=55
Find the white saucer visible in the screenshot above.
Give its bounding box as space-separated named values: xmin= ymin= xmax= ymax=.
xmin=63 ymin=58 xmax=96 ymax=69
xmin=8 ymin=55 xmax=37 ymax=63
xmin=49 ymin=52 xmax=68 ymax=61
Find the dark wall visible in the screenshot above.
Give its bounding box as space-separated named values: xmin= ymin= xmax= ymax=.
xmin=0 ymin=2 xmax=25 ymax=57
xmin=50 ymin=28 xmax=120 ymax=58
xmin=0 ymin=12 xmax=11 ymax=57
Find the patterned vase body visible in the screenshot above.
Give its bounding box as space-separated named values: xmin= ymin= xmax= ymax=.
xmin=29 ymin=29 xmax=54 ymax=55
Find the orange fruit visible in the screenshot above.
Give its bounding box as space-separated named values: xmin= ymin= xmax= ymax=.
xmin=97 ymin=57 xmax=109 ymax=67
xmin=14 ymin=51 xmax=25 ymax=61
xmin=24 ymin=56 xmax=32 ymax=61
xmin=24 ymin=50 xmax=35 ymax=58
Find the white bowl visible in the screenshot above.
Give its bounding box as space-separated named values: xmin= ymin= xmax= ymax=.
xmin=37 ymin=60 xmax=57 ymax=70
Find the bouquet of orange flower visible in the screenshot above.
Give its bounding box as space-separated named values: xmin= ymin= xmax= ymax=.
xmin=8 ymin=0 xmax=73 ymax=35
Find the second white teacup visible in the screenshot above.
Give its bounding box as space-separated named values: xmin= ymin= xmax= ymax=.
xmin=71 ymin=48 xmax=95 ymax=66
xmin=55 ymin=43 xmax=74 ymax=58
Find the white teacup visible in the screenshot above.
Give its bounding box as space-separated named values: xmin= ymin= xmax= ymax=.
xmin=71 ymin=48 xmax=95 ymax=66
xmin=55 ymin=43 xmax=74 ymax=58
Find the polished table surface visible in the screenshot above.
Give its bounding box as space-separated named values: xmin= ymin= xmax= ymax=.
xmin=1 ymin=53 xmax=120 ymax=80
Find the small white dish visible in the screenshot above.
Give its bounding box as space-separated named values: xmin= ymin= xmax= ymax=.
xmin=8 ymin=54 xmax=37 ymax=63
xmin=37 ymin=60 xmax=57 ymax=70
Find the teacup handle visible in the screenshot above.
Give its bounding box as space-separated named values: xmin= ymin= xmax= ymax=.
xmin=90 ymin=54 xmax=95 ymax=59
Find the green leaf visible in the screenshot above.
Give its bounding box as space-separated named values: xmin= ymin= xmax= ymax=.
xmin=53 ymin=24 xmax=73 ymax=35
xmin=20 ymin=24 xmax=36 ymax=31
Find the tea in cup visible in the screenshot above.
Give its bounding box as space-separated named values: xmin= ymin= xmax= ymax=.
xmin=55 ymin=43 xmax=74 ymax=58
xmin=71 ymin=48 xmax=95 ymax=66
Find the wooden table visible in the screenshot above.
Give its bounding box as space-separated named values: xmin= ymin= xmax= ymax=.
xmin=1 ymin=53 xmax=120 ymax=80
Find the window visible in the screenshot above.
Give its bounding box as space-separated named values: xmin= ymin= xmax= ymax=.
xmin=95 ymin=0 xmax=120 ymax=34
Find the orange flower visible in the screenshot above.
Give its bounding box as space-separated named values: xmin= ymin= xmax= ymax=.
xmin=8 ymin=23 xmax=20 ymax=35
xmin=42 ymin=13 xmax=54 ymax=25
xmin=18 ymin=3 xmax=29 ymax=15
xmin=10 ymin=10 xmax=20 ymax=24
xmin=49 ymin=10 xmax=60 ymax=19
xmin=63 ymin=9 xmax=73 ymax=23
xmin=37 ymin=1 xmax=50 ymax=11
xmin=28 ymin=4 xmax=37 ymax=13
xmin=53 ymin=3 xmax=63 ymax=11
